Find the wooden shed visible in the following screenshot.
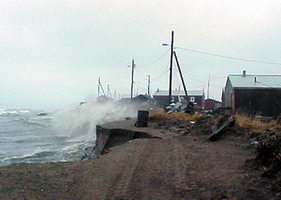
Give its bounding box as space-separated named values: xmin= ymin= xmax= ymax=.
xmin=223 ymin=72 xmax=281 ymax=117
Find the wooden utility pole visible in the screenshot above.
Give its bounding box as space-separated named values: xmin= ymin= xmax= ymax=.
xmin=130 ymin=59 xmax=135 ymax=99
xmin=147 ymin=75 xmax=151 ymax=95
xmin=169 ymin=31 xmax=174 ymax=104
xmin=173 ymin=51 xmax=188 ymax=99
xmin=207 ymin=75 xmax=210 ymax=99
xmin=107 ymin=84 xmax=112 ymax=97
xmin=98 ymin=77 xmax=106 ymax=96
xmin=98 ymin=77 xmax=100 ymax=97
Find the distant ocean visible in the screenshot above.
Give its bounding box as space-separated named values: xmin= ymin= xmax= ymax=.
xmin=0 ymin=102 xmax=135 ymax=166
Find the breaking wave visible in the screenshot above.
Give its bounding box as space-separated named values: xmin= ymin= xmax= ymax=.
xmin=0 ymin=101 xmax=138 ymax=166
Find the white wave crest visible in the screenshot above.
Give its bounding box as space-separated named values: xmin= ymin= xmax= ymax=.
xmin=51 ymin=101 xmax=138 ymax=139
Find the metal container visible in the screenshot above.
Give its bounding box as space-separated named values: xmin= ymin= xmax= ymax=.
xmin=135 ymin=110 xmax=149 ymax=127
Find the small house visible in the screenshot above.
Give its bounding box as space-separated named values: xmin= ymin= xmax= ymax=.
xmin=153 ymin=89 xmax=205 ymax=107
xmin=223 ymin=71 xmax=281 ymax=117
xmin=204 ymin=99 xmax=222 ymax=110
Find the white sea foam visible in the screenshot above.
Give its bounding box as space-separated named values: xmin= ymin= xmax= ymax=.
xmin=19 ymin=110 xmax=30 ymax=113
xmin=2 ymin=147 xmax=46 ymax=161
xmin=0 ymin=111 xmax=7 ymax=115
xmin=51 ymin=101 xmax=137 ymax=139
xmin=8 ymin=110 xmax=18 ymax=114
xmin=0 ymin=110 xmax=19 ymax=115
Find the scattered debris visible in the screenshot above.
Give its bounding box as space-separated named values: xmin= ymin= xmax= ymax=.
xmin=208 ymin=115 xmax=235 ymax=141
xmin=165 ymin=102 xmax=196 ymax=114
xmin=250 ymin=140 xmax=259 ymax=145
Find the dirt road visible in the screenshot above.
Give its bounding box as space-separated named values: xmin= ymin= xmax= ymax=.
xmin=0 ymin=132 xmax=278 ymax=199
xmin=71 ymin=135 xmax=273 ymax=200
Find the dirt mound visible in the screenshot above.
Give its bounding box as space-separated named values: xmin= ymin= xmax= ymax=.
xmin=151 ymin=112 xmax=281 ymax=192
xmin=256 ymin=131 xmax=281 ymax=191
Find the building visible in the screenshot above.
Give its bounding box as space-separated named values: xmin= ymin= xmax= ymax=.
xmin=153 ymin=89 xmax=205 ymax=107
xmin=204 ymin=99 xmax=222 ymax=110
xmin=223 ymin=71 xmax=281 ymax=117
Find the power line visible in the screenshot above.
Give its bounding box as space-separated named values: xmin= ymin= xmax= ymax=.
xmin=177 ymin=47 xmax=281 ymax=66
xmin=133 ymin=82 xmax=147 ymax=91
xmin=151 ymin=64 xmax=169 ymax=82
xmin=138 ymin=49 xmax=170 ymax=68
xmin=182 ymin=71 xmax=226 ymax=79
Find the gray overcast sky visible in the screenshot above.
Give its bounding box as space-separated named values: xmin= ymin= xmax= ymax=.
xmin=1 ymin=0 xmax=281 ymax=109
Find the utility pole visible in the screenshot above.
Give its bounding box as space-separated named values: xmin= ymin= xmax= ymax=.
xmin=168 ymin=31 xmax=174 ymax=104
xmin=136 ymin=85 xmax=139 ymax=96
xmin=98 ymin=77 xmax=100 ymax=97
xmin=130 ymin=59 xmax=135 ymax=99
xmin=147 ymin=75 xmax=151 ymax=96
xmin=98 ymin=77 xmax=106 ymax=96
xmin=173 ymin=51 xmax=188 ymax=100
xmin=207 ymin=75 xmax=210 ymax=99
xmin=107 ymin=84 xmax=112 ymax=97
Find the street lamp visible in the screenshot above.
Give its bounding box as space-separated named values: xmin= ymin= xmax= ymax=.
xmin=163 ymin=31 xmax=174 ymax=105
xmin=162 ymin=43 xmax=177 ymax=49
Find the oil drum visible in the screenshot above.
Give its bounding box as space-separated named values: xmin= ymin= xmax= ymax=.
xmin=135 ymin=110 xmax=149 ymax=127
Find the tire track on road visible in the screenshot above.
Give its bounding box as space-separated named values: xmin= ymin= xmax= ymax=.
xmin=105 ymin=139 xmax=152 ymax=200
xmin=130 ymin=139 xmax=173 ymax=200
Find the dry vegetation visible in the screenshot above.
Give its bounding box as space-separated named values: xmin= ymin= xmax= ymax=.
xmin=149 ymin=111 xmax=201 ymax=122
xmin=235 ymin=114 xmax=276 ymax=134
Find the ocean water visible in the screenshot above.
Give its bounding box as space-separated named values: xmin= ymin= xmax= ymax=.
xmin=0 ymin=102 xmax=136 ymax=166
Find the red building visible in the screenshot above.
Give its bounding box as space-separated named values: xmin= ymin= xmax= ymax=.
xmin=204 ymin=99 xmax=222 ymax=110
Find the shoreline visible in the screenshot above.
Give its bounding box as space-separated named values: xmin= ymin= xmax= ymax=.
xmin=0 ymin=117 xmax=280 ymax=199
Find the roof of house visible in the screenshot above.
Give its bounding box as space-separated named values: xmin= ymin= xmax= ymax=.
xmin=205 ymin=98 xmax=221 ymax=103
xmin=153 ymin=90 xmax=204 ymax=96
xmin=228 ymin=75 xmax=281 ymax=89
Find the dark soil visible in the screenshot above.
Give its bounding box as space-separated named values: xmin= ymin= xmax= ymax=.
xmin=255 ymin=131 xmax=281 ymax=191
